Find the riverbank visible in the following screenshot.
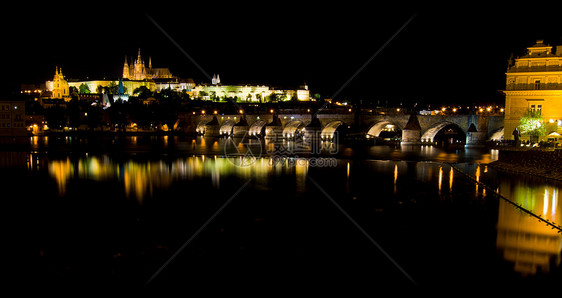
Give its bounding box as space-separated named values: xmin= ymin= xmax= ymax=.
xmin=489 ymin=147 xmax=562 ymax=182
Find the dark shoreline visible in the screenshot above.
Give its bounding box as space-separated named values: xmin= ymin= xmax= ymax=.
xmin=489 ymin=148 xmax=562 ymax=182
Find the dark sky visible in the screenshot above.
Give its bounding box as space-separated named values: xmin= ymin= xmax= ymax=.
xmin=5 ymin=4 xmax=562 ymax=107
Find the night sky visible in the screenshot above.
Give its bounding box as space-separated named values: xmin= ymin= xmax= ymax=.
xmin=5 ymin=4 xmax=562 ymax=107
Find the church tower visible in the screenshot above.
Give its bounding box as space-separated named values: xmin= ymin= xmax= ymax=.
xmin=52 ymin=67 xmax=70 ymax=100
xmin=122 ymin=56 xmax=130 ymax=79
xmin=133 ymin=48 xmax=147 ymax=80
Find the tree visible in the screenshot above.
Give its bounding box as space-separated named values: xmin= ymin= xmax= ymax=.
xmin=79 ymin=83 xmax=90 ymax=94
xmin=266 ymin=93 xmax=278 ymax=102
xmin=69 ymin=86 xmax=79 ymax=97
xmin=519 ymin=109 xmax=546 ymax=143
xmin=313 ymin=93 xmax=322 ymax=101
xmin=133 ymin=86 xmax=151 ymax=99
xmin=108 ymin=81 xmax=118 ymax=94
xmin=96 ymin=85 xmax=105 ymax=94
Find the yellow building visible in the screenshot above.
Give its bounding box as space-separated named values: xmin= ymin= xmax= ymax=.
xmin=504 ymin=40 xmax=562 ymax=141
xmin=122 ymin=49 xmax=174 ymax=80
xmin=49 ymin=67 xmax=70 ymax=100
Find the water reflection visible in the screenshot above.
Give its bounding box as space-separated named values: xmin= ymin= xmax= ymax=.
xmin=496 ymin=191 xmax=562 ymax=275
xmin=473 ymin=166 xmax=562 ymax=276
xmin=48 ymin=155 xmax=310 ymax=202
xmin=23 ymin=135 xmax=500 ymax=164
xmin=39 ymin=151 xmax=562 ymax=280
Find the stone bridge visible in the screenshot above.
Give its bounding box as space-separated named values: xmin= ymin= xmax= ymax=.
xmin=178 ymin=112 xmax=504 ymax=147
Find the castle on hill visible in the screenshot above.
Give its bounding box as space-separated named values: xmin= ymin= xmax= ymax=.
xmin=122 ymin=49 xmax=174 ymax=80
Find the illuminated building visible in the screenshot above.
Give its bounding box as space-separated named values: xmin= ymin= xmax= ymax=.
xmin=43 ymin=50 xmax=305 ymax=102
xmin=504 ymin=40 xmax=562 ymax=141
xmin=194 ymin=75 xmax=310 ymax=102
xmin=48 ymin=67 xmax=70 ymax=100
xmin=123 ymin=49 xmax=174 ymax=80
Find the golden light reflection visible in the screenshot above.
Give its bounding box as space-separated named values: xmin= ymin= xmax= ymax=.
xmin=393 ymin=163 xmax=398 ymax=194
xmin=449 ymin=167 xmax=454 ymax=190
xmin=438 ymin=166 xmax=443 ymax=193
xmin=497 ymin=180 xmax=562 ymax=276
xmin=47 ymin=155 xmax=310 ymax=202
xmin=475 ymin=165 xmax=481 ymax=195
xmin=48 ymin=158 xmax=73 ymax=196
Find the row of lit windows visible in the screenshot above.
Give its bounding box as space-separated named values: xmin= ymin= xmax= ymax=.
xmin=0 ymin=122 xmax=25 ymax=128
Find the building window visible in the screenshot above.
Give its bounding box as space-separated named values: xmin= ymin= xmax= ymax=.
xmin=530 ymin=104 xmax=536 ymax=112
xmin=534 ymin=80 xmax=541 ymax=90
xmin=537 ymin=104 xmax=542 ymax=114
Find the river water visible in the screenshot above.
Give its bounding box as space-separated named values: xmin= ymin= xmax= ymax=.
xmin=4 ymin=135 xmax=562 ymax=292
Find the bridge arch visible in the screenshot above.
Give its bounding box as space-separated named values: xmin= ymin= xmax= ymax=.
xmin=219 ymin=120 xmax=236 ymax=136
xmin=421 ymin=121 xmax=465 ymax=144
xmin=366 ymin=120 xmax=402 ymax=139
xmin=196 ymin=119 xmax=209 ymax=135
xmin=248 ymin=119 xmax=267 ymax=137
xmin=283 ymin=120 xmax=305 ymax=138
xmin=489 ymin=127 xmax=504 ymax=141
xmin=321 ymin=120 xmax=346 ymax=140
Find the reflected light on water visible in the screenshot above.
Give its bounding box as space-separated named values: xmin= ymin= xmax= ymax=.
xmin=497 ymin=179 xmax=562 ymax=276
xmin=48 ymin=158 xmax=73 ymax=196
xmin=438 ymin=166 xmax=443 ymax=193
xmin=48 ymin=155 xmax=305 ymax=202
xmin=449 ymin=167 xmax=454 ymax=190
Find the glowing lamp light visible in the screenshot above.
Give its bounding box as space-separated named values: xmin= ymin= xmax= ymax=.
xmin=239 ymin=109 xmax=244 ymax=114
xmin=214 ymin=110 xmax=218 ymax=114
xmin=201 ymin=110 xmax=205 ymax=114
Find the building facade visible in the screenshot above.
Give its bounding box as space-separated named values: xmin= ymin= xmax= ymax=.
xmin=42 ymin=51 xmax=306 ymax=102
xmin=0 ymin=101 xmax=26 ymax=136
xmin=123 ymin=49 xmax=174 ymax=80
xmin=49 ymin=67 xmax=70 ymax=100
xmin=193 ymin=75 xmax=310 ymax=102
xmin=504 ymin=40 xmax=562 ymax=141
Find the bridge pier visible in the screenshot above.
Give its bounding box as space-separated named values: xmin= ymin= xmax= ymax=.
xmin=232 ymin=116 xmax=249 ymax=138
xmin=465 ymin=116 xmax=488 ymax=148
xmin=303 ymin=116 xmax=322 ymax=140
xmin=401 ymin=114 xmax=422 ymax=145
xmin=265 ymin=115 xmax=283 ymax=139
xmin=202 ymin=116 xmax=221 ymax=137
